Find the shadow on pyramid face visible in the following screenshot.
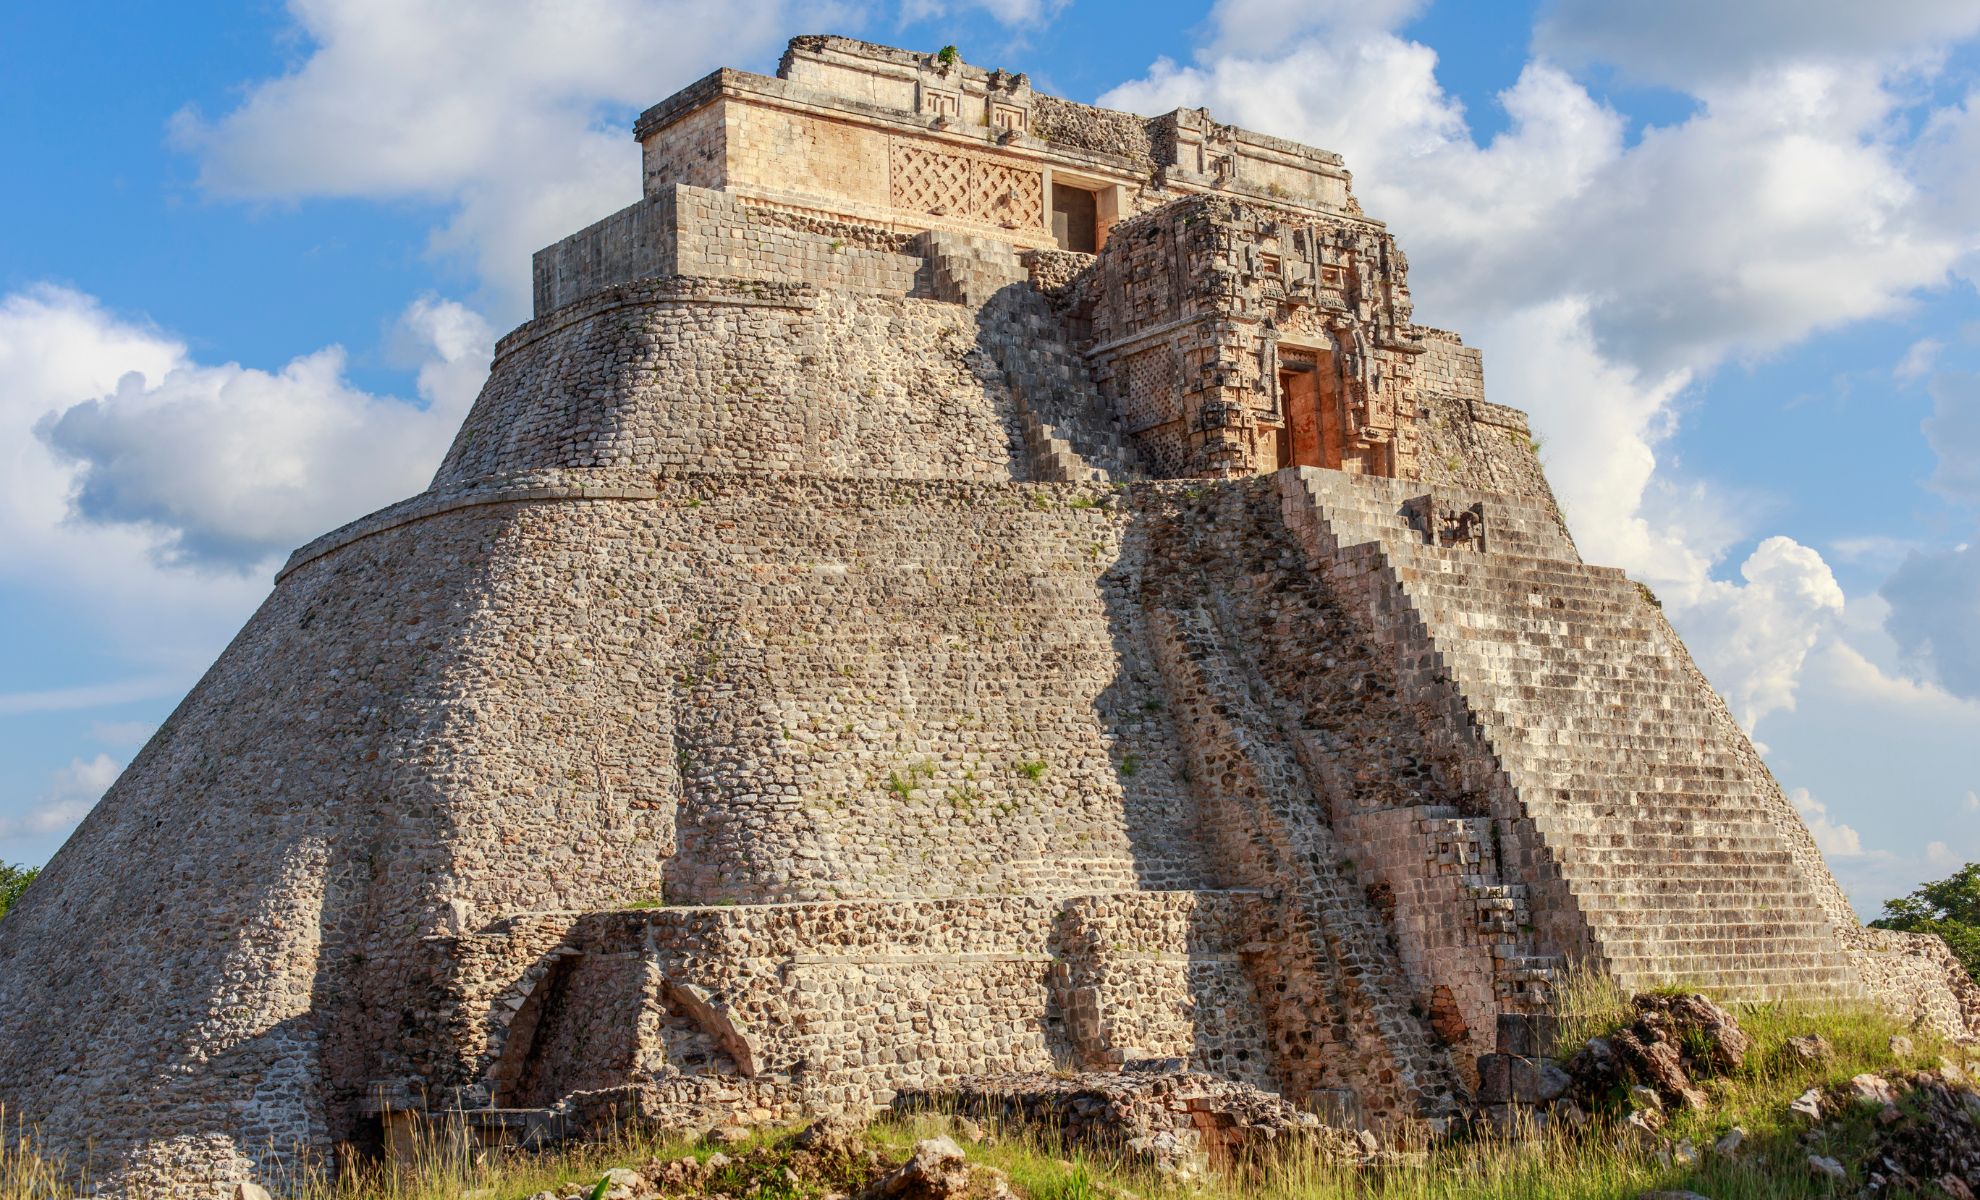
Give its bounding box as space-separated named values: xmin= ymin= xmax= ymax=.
xmin=4 ymin=32 xmax=1967 ymax=1199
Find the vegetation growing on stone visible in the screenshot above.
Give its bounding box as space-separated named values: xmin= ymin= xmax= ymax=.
xmin=3 ymin=995 xmax=1973 ymax=1198
xmin=1874 ymin=861 xmax=1980 ymax=982
xmin=0 ymin=863 xmax=34 ymax=921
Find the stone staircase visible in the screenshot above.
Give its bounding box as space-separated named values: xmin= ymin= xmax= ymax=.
xmin=916 ymin=231 xmax=1140 ymax=484
xmin=1146 ymin=600 xmax=1466 ymax=1124
xmin=1282 ymin=468 xmax=1864 ymax=1003
xmin=1142 ymin=483 xmax=1566 ymax=1089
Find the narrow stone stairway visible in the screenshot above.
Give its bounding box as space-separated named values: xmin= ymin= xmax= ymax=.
xmin=1283 ymin=468 xmax=1864 ymax=1003
xmin=916 ymin=231 xmax=1140 ymax=483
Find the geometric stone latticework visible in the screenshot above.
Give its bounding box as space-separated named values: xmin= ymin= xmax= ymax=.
xmin=891 ymin=142 xmax=971 ymax=215
xmin=891 ymin=141 xmax=1043 ymax=230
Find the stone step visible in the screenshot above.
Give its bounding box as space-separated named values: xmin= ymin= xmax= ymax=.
xmin=1602 ymin=954 xmax=1862 ymax=986
xmin=1555 ymin=848 xmax=1804 ymax=873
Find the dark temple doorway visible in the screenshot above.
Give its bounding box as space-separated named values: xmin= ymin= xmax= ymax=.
xmin=1051 ymin=184 xmax=1099 ymax=254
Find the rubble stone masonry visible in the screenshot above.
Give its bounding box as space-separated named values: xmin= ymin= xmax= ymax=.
xmin=0 ymin=34 xmax=1973 ymax=1199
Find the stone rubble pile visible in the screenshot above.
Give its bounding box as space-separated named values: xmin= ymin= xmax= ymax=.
xmin=524 ymin=1123 xmax=1011 ymax=1200
xmin=1538 ymin=994 xmax=1980 ymax=1197
xmin=894 ymin=1066 xmax=1375 ymax=1179
xmin=1804 ymin=1068 xmax=1980 ymax=1196
xmin=1566 ymin=993 xmax=1750 ymax=1116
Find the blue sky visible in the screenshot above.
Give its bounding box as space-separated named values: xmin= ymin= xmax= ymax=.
xmin=4 ymin=0 xmax=1980 ymax=917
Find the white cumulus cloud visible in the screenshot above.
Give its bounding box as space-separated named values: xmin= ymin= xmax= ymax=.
xmin=0 ymin=755 xmax=121 ymax=845
xmin=169 ymin=0 xmax=846 ymax=319
xmin=1896 ymin=337 xmax=1944 ymax=382
xmin=1677 ymin=537 xmax=1846 ymax=731
xmin=37 ymin=296 xmax=490 ymax=569
xmin=0 ymin=282 xmax=493 ymax=690
xmin=1098 ymin=11 xmax=1978 ymax=732
xmin=1790 ymin=787 xmax=1865 ymax=859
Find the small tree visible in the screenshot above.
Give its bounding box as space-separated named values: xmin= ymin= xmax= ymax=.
xmin=1872 ymin=862 xmax=1980 ymax=981
xmin=0 ymin=863 xmax=38 ymax=921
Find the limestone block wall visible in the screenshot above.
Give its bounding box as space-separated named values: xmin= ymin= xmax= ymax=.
xmin=13 ymin=447 xmax=1939 ymax=1194
xmin=533 ymin=187 xmax=927 ymax=319
xmin=758 ymin=38 xmax=1360 ymax=225
xmin=0 ymin=466 xmax=1222 ymax=1193
xmin=268 ymin=467 xmax=1559 ymax=1150
xmin=673 ymin=190 xmax=926 ymax=297
xmin=777 ymin=37 xmax=925 ymax=112
xmin=638 ymin=88 xmax=730 ymax=193
xmin=635 ymin=69 xmax=1087 ymax=254
xmin=434 ymin=279 xmax=1026 ymax=489
xmin=533 ymin=193 xmax=680 ymax=316
xmin=0 ymin=496 xmax=535 ymax=1192
xmin=1135 ymin=481 xmax=1564 ymax=1090
xmin=1411 ymin=329 xmax=1564 ymax=523
xmin=449 ymin=892 xmax=1288 ymax=1122
xmin=1029 ymin=94 xmax=1154 ymax=167
xmin=280 ymin=473 xmax=1214 ymax=920
xmin=1053 ymin=892 xmax=1278 ymax=1089
xmin=1146 ymin=108 xmax=1354 ymax=213
xmin=1147 ymin=603 xmax=1463 ymax=1124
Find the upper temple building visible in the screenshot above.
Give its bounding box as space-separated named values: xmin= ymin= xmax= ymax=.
xmin=534 ymin=34 xmax=1444 ymax=482
xmin=3 ymin=35 xmax=1977 ymax=1199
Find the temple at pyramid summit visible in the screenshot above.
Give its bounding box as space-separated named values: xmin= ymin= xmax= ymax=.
xmin=2 ymin=35 xmax=1975 ymax=1196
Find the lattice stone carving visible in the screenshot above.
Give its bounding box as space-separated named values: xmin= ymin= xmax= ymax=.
xmin=891 ymin=143 xmax=969 ymax=215
xmin=891 ymin=141 xmax=1044 ymax=229
xmin=1120 ymin=346 xmax=1181 ymax=430
xmin=970 ymin=160 xmax=1044 ymax=228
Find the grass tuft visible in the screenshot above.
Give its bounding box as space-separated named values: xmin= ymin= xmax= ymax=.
xmin=0 ymin=1001 xmax=1967 ymax=1200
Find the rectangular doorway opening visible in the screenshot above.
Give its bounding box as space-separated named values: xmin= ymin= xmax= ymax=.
xmin=1277 ymin=349 xmax=1340 ymax=470
xmin=1051 ymin=183 xmax=1099 ymax=254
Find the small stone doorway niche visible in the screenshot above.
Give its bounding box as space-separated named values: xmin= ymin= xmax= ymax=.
xmin=1051 ymin=183 xmax=1099 ymax=253
xmin=1274 ymin=348 xmax=1341 ymax=470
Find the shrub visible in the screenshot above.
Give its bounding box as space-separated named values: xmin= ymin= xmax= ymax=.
xmin=1873 ymin=861 xmax=1980 ymax=980
xmin=0 ymin=864 xmax=37 ymax=922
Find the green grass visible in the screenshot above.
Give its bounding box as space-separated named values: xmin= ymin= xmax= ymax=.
xmin=1 ymin=1000 xmax=1966 ymax=1199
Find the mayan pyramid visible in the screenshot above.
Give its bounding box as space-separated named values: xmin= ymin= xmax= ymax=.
xmin=2 ymin=36 xmax=1975 ymax=1197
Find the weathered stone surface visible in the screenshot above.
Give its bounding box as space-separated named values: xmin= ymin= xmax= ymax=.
xmin=895 ymin=1068 xmax=1376 ymax=1179
xmin=859 ymin=1137 xmax=976 ymax=1200
xmin=1782 ymin=1034 xmax=1833 ymax=1068
xmin=1615 ymin=1109 xmax=1666 ymax=1151
xmin=1568 ymin=994 xmax=1752 ymax=1113
xmin=1855 ymin=1070 xmax=1980 ymax=1191
xmin=1847 ymin=1072 xmax=1896 ymax=1107
xmin=0 ymin=31 xmax=1975 ymax=1200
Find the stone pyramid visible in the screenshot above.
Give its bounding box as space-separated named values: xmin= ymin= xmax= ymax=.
xmin=2 ymin=35 xmax=1973 ymax=1198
